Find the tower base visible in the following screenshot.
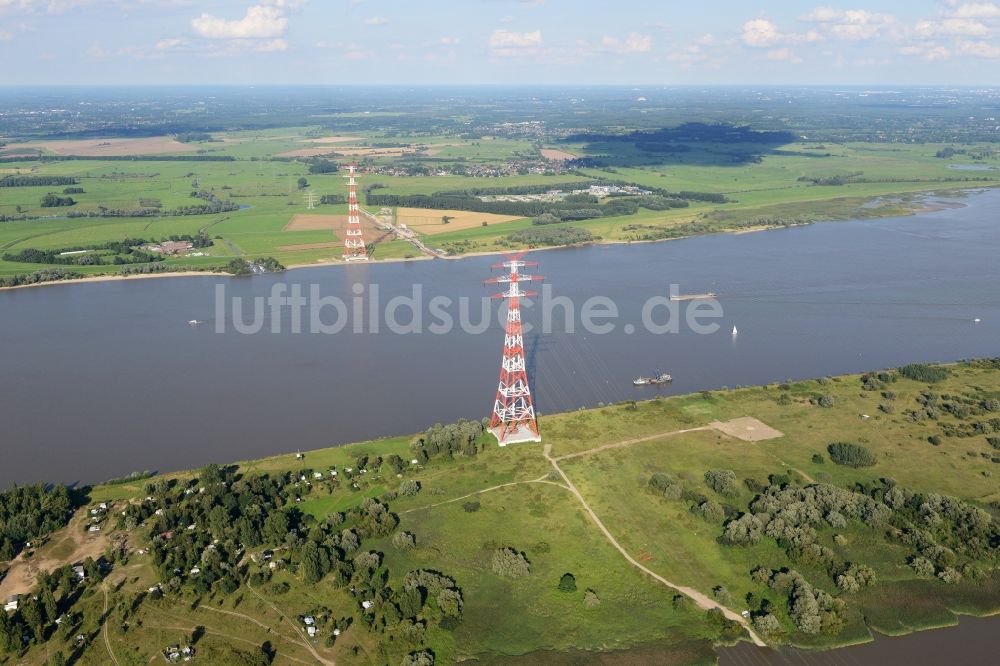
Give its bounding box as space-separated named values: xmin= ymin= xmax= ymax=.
xmin=342 ymin=255 xmax=369 ymax=262
xmin=490 ymin=424 xmax=542 ymax=447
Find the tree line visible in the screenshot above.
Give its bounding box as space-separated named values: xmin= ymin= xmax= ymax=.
xmin=0 ymin=175 xmax=79 ymax=187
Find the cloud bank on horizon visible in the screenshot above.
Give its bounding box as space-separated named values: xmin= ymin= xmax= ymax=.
xmin=1 ymin=0 xmax=999 ymax=84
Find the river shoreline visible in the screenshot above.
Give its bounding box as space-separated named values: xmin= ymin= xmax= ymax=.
xmin=0 ymin=187 xmax=983 ymax=292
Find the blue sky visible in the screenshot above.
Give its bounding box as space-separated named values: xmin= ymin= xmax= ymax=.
xmin=1 ymin=0 xmax=999 ymax=85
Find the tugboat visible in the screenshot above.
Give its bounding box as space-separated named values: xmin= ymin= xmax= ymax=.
xmin=633 ymin=371 xmax=672 ymax=386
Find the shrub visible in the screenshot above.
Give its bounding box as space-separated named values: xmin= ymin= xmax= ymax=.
xmin=462 ymin=501 xmax=480 ymax=512
xmin=583 ymin=589 xmax=600 ymax=607
xmin=704 ymin=470 xmax=739 ymax=496
xmin=695 ymin=500 xmax=726 ymax=523
xmin=491 ymin=547 xmax=530 ymax=579
xmin=558 ymin=573 xmax=577 ymax=592
xmin=900 ymin=363 xmax=949 ymax=383
xmin=909 ymin=556 xmax=936 ymax=577
xmin=399 ymin=480 xmax=421 ymax=496
xmin=818 ymin=394 xmax=835 ymax=408
xmin=987 ymin=437 xmax=1000 ymax=451
xmin=392 ymin=531 xmax=416 ymax=550
xmin=721 ymin=514 xmax=763 ymax=545
xmin=753 ymin=613 xmax=781 ymax=635
xmin=827 ymin=442 xmax=876 ymax=468
xmin=400 ymin=650 xmax=435 ymax=666
xmin=649 ymin=472 xmax=682 ymax=500
xmin=811 ymin=453 xmax=825 ymax=464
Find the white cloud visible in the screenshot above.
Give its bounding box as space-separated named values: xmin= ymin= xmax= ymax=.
xmin=364 ymin=16 xmax=387 ymax=25
xmin=949 ymin=2 xmax=1000 ymax=19
xmin=86 ymin=39 xmax=111 ymax=59
xmin=191 ymin=4 xmax=287 ymax=39
xmin=489 ymin=28 xmax=541 ymax=48
xmin=741 ymin=18 xmax=820 ymax=48
xmin=764 ymin=47 xmax=799 ymax=62
xmin=155 ymin=37 xmax=181 ymax=50
xmin=440 ymin=36 xmax=459 ymax=45
xmin=957 ymin=38 xmax=1000 ymax=56
xmin=898 ymin=43 xmax=952 ymax=60
xmin=600 ymin=32 xmax=652 ymax=53
xmin=742 ymin=18 xmax=781 ymax=47
xmin=800 ymin=7 xmax=896 ymax=41
xmin=914 ymin=18 xmax=990 ymax=36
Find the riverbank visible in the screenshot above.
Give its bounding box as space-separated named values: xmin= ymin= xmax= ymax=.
xmin=0 ymin=269 xmax=231 ymax=291
xmin=0 ymin=186 xmax=987 ymax=291
xmin=41 ymin=359 xmax=994 ymax=664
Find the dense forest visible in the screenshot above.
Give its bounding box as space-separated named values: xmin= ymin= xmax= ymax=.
xmin=0 ymin=484 xmax=78 ymax=561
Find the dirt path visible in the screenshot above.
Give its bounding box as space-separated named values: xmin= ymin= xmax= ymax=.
xmin=102 ymin=584 xmax=121 ymax=666
xmin=402 ymin=475 xmax=567 ymax=514
xmin=0 ymin=508 xmax=112 ymax=600
xmin=246 ymin=581 xmax=336 ymax=666
xmin=144 ymin=607 xmax=314 ymax=666
xmin=542 ymin=443 xmax=767 ymax=647
xmin=552 ymin=426 xmax=713 ymax=462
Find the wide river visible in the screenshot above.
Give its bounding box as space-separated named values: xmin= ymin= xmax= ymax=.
xmin=1 ymin=190 xmax=999 ymax=488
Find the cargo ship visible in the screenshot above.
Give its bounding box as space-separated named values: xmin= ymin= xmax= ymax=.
xmin=633 ymin=371 xmax=672 ymax=386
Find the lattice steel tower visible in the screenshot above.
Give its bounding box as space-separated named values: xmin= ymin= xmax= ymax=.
xmin=485 ymin=255 xmax=543 ymax=445
xmin=342 ymin=164 xmax=368 ymax=261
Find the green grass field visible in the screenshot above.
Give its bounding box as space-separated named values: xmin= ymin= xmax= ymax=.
xmin=10 ymin=360 xmax=998 ymax=665
xmin=3 ymin=129 xmax=999 ymax=285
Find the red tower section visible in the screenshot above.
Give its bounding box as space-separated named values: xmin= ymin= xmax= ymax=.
xmin=485 ymin=254 xmax=543 ymax=445
xmin=342 ymin=164 xmax=368 ymax=261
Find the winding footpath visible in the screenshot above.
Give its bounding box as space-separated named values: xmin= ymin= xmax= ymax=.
xmin=543 ymin=439 xmax=768 ymax=647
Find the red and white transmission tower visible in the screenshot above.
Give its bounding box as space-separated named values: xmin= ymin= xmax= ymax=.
xmin=485 ymin=255 xmax=543 ymax=445
xmin=342 ymin=164 xmax=368 ymax=261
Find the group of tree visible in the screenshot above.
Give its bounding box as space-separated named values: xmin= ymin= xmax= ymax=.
xmin=826 ymin=442 xmax=876 ymax=468
xmin=39 ymin=193 xmax=77 ymax=208
xmin=0 ymin=484 xmax=79 ymax=561
xmin=410 ymin=419 xmax=487 ymax=463
xmin=0 ymin=175 xmax=78 ymax=187
xmin=0 ymin=559 xmax=103 ymax=654
xmin=308 ymin=160 xmax=339 ymax=174
xmin=3 ymin=239 xmax=163 ymax=267
xmin=505 ymin=226 xmax=594 ymax=248
xmin=0 ymin=268 xmax=81 ymax=288
xmin=175 ymin=132 xmax=215 ymax=143
xmin=366 ymin=180 xmax=722 ymax=222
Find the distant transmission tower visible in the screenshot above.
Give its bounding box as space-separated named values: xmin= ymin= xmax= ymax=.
xmin=485 ymin=255 xmax=543 ymax=445
xmin=305 ymin=190 xmax=317 ymax=210
xmin=342 ymin=164 xmax=368 ymax=261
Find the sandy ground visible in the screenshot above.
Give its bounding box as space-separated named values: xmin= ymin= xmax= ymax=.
xmin=4 ymin=136 xmax=196 ymax=156
xmin=0 ymin=508 xmax=113 ymax=599
xmin=283 ymin=214 xmax=348 ymax=231
xmin=0 ymin=271 xmax=228 ymax=292
xmin=710 ymin=417 xmax=784 ymax=442
xmin=282 ymin=213 xmax=386 ymax=248
xmin=396 ymin=207 xmax=524 ymax=234
xmin=540 ymin=148 xmax=577 ymax=161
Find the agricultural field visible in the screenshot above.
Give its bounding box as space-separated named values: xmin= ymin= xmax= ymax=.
xmin=2 ymin=119 xmax=999 ymax=286
xmin=4 ymin=360 xmax=999 ymax=664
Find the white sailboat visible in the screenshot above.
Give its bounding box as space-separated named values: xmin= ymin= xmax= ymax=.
xmin=732 ymin=325 xmax=738 ymax=335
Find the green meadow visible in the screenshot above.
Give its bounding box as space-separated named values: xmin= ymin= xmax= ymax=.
xmin=2 ymin=127 xmax=999 ymax=284
xmin=11 ymin=360 xmax=994 ymax=664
